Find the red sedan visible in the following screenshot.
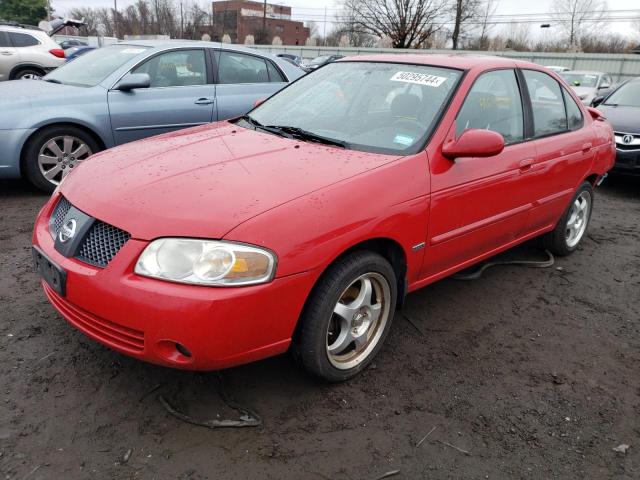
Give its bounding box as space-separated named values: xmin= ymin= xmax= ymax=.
xmin=32 ymin=55 xmax=615 ymax=381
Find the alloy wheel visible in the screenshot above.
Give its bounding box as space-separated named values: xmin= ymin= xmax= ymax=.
xmin=565 ymin=191 xmax=591 ymax=248
xmin=326 ymin=272 xmax=391 ymax=370
xmin=37 ymin=135 xmax=93 ymax=185
xmin=20 ymin=73 xmax=42 ymax=80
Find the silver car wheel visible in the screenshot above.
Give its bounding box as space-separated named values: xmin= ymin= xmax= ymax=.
xmin=37 ymin=135 xmax=93 ymax=185
xmin=20 ymin=73 xmax=42 ymax=80
xmin=565 ymin=191 xmax=591 ymax=248
xmin=326 ymin=272 xmax=391 ymax=370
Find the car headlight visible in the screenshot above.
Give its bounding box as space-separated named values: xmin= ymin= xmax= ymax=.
xmin=135 ymin=239 xmax=276 ymax=286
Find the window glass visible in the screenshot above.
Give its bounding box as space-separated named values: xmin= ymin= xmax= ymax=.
xmin=604 ymin=80 xmax=640 ymax=107
xmin=218 ymin=51 xmax=269 ymax=84
xmin=0 ymin=32 xmax=11 ymax=47
xmin=9 ymin=32 xmax=39 ymax=47
xmin=524 ymin=70 xmax=568 ymax=137
xmin=563 ymin=88 xmax=583 ymax=131
xmin=266 ymin=60 xmax=285 ymax=82
xmin=456 ymin=69 xmax=524 ymax=144
xmin=45 ymin=44 xmax=150 ymax=87
xmin=133 ymin=49 xmax=206 ymax=88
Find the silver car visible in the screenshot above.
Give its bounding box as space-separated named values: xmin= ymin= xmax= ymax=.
xmin=0 ymin=40 xmax=304 ymax=191
xmin=560 ymin=70 xmax=613 ymax=106
xmin=0 ymin=23 xmax=65 ymax=80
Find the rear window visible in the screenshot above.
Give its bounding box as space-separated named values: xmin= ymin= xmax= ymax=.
xmin=9 ymin=32 xmax=39 ymax=47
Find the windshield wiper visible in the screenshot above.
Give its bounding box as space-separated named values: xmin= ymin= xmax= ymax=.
xmin=264 ymin=125 xmax=348 ymax=148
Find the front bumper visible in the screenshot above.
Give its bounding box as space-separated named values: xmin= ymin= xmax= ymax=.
xmin=612 ymin=148 xmax=640 ymax=174
xmin=33 ymin=195 xmax=318 ymax=370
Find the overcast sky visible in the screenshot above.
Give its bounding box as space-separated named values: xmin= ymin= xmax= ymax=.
xmin=52 ymin=0 xmax=639 ymax=38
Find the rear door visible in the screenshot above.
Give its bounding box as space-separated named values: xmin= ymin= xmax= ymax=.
xmin=519 ymin=69 xmax=594 ymax=233
xmin=213 ymin=49 xmax=287 ymax=121
xmin=0 ymin=31 xmax=17 ymax=81
xmin=108 ymin=48 xmax=215 ymax=144
xmin=423 ymin=68 xmax=536 ymax=278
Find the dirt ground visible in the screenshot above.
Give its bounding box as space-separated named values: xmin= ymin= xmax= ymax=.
xmin=0 ymin=175 xmax=638 ymax=480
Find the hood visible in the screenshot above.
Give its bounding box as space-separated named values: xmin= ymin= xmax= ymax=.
xmin=570 ymin=86 xmax=596 ymax=99
xmin=597 ymin=105 xmax=640 ymax=134
xmin=61 ymin=122 xmax=401 ymax=240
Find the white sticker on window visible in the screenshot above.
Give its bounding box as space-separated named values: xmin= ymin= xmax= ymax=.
xmin=390 ymin=71 xmax=447 ymax=87
xmin=121 ymin=48 xmax=146 ymax=54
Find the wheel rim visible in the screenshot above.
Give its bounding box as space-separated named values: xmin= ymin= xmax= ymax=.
xmin=565 ymin=191 xmax=591 ymax=248
xmin=20 ymin=73 xmax=41 ymax=80
xmin=326 ymin=272 xmax=391 ymax=370
xmin=37 ymin=135 xmax=93 ymax=185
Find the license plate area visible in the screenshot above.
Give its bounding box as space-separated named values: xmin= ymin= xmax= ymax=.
xmin=32 ymin=246 xmax=66 ymax=297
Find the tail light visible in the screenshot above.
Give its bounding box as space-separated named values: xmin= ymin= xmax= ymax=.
xmin=49 ymin=49 xmax=65 ymax=59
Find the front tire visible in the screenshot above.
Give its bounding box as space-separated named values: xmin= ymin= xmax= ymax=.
xmin=542 ymin=181 xmax=594 ymax=256
xmin=295 ymin=251 xmax=397 ymax=382
xmin=23 ymin=126 xmax=100 ymax=193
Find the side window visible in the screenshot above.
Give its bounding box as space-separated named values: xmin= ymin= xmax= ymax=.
xmin=563 ymin=88 xmax=583 ymax=131
xmin=9 ymin=32 xmax=39 ymax=47
xmin=218 ymin=51 xmax=269 ymax=84
xmin=266 ymin=60 xmax=285 ymax=82
xmin=523 ymin=70 xmax=568 ymax=137
xmin=0 ymin=32 xmax=11 ymax=47
xmin=132 ymin=49 xmax=207 ymax=88
xmin=456 ymin=69 xmax=524 ymax=144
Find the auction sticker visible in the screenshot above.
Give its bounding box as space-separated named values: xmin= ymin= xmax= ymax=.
xmin=391 ymin=71 xmax=447 ymax=87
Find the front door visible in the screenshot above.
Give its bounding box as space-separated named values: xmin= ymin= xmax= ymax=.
xmin=422 ymin=69 xmax=535 ymax=279
xmin=0 ymin=32 xmax=17 ymax=81
xmin=108 ymin=48 xmax=215 ymax=145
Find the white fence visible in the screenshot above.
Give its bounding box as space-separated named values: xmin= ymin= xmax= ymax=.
xmin=248 ymin=45 xmax=640 ymax=82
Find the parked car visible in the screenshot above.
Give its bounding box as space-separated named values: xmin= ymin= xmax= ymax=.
xmin=59 ymin=38 xmax=88 ymax=50
xmin=276 ymin=53 xmax=302 ymax=67
xmin=65 ymin=45 xmax=95 ymax=62
xmin=545 ymin=65 xmax=571 ymax=74
xmin=594 ymin=77 xmax=640 ymax=175
xmin=0 ymin=40 xmax=304 ymax=191
xmin=560 ymin=70 xmax=613 ymax=106
xmin=32 ymin=55 xmax=615 ymax=381
xmin=302 ymin=54 xmax=344 ymax=72
xmin=0 ymin=22 xmax=65 ymax=80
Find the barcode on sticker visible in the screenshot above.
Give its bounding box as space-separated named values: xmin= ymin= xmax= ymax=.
xmin=391 ymin=72 xmax=447 ymax=87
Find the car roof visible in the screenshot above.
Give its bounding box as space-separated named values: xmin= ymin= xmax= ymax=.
xmin=116 ymin=39 xmax=261 ymax=53
xmin=337 ymin=53 xmax=542 ymax=72
xmin=562 ymin=70 xmax=605 ymax=75
xmin=0 ymin=24 xmax=48 ymax=36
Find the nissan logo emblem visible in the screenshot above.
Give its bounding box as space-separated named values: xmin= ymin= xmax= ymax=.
xmin=59 ymin=218 xmax=77 ymax=243
xmin=622 ymin=134 xmax=634 ymax=145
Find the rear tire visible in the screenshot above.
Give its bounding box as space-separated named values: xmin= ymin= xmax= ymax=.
xmin=542 ymin=181 xmax=594 ymax=256
xmin=23 ymin=126 xmax=101 ymax=193
xmin=294 ymin=251 xmax=397 ymax=382
xmin=13 ymin=68 xmax=45 ymax=80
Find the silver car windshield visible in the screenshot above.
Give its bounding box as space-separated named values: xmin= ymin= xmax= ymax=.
xmin=604 ymin=81 xmax=640 ymax=107
xmin=44 ymin=45 xmax=150 ymax=87
xmin=247 ymin=62 xmax=463 ymax=155
xmin=561 ymin=73 xmax=599 ymax=88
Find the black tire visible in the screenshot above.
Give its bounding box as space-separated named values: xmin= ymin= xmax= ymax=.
xmin=542 ymin=181 xmax=594 ymax=256
xmin=13 ymin=68 xmax=45 ymax=80
xmin=294 ymin=251 xmax=398 ymax=382
xmin=23 ymin=126 xmax=101 ymax=193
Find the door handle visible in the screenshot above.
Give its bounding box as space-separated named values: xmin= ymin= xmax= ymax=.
xmin=194 ymin=97 xmax=215 ymax=105
xmin=582 ymin=142 xmax=593 ymax=153
xmin=519 ymin=157 xmax=534 ymax=172
xmin=0 ymin=51 xmax=14 ymax=56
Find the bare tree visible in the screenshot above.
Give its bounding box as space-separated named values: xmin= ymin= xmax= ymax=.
xmin=475 ymin=0 xmax=497 ymax=50
xmin=504 ymin=22 xmax=532 ymax=51
xmin=551 ymin=0 xmax=607 ymax=48
xmin=341 ymin=0 xmax=444 ymax=48
xmin=450 ymin=0 xmax=482 ymax=50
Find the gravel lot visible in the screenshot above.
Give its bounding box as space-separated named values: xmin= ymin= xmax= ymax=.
xmin=1 ymin=175 xmax=638 ymax=480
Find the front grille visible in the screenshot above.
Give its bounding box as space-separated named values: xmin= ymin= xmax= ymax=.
xmin=51 ymin=196 xmax=72 ymax=237
xmin=44 ymin=282 xmax=145 ymax=353
xmin=76 ymin=221 xmax=131 ymax=268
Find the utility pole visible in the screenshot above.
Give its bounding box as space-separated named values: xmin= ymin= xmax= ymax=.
xmin=180 ymin=1 xmax=184 ymax=38
xmin=323 ymin=6 xmax=326 ymax=46
xmin=263 ymin=0 xmax=267 ymax=44
xmin=113 ymin=0 xmax=118 ymax=39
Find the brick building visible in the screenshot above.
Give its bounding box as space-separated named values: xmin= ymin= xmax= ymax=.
xmin=212 ymin=0 xmax=309 ymax=45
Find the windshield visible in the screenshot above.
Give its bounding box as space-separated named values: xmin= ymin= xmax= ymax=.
xmin=44 ymin=45 xmax=149 ymax=87
xmin=561 ymin=73 xmax=599 ymax=88
xmin=604 ymin=81 xmax=640 ymax=107
xmin=246 ymin=62 xmax=463 ymax=154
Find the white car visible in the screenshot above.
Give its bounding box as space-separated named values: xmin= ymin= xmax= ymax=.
xmin=0 ymin=22 xmax=65 ymax=80
xmin=560 ymin=70 xmax=613 ymax=106
xmin=546 ymin=65 xmax=571 ymax=74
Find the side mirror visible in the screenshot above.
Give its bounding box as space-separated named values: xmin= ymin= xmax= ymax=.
xmin=117 ymin=73 xmax=151 ymax=91
xmin=591 ymin=95 xmax=605 ymax=107
xmin=442 ymin=129 xmax=505 ymax=160
xmin=253 ymin=98 xmax=266 ymax=108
